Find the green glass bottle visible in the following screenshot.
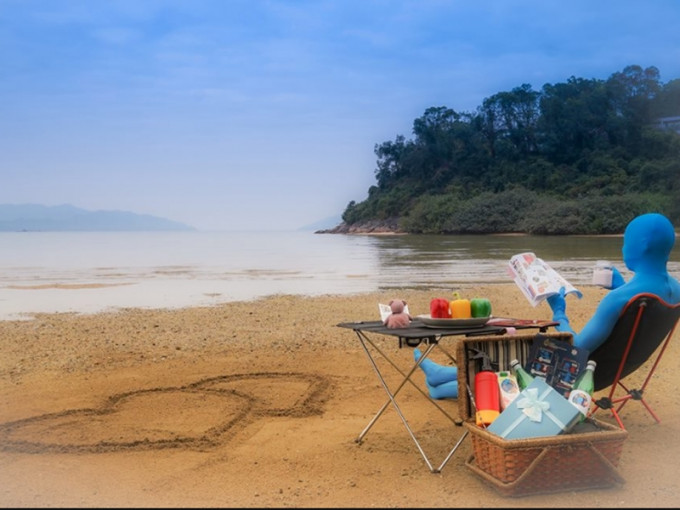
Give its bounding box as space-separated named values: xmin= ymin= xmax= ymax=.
xmin=509 ymin=359 xmax=534 ymax=391
xmin=568 ymin=360 xmax=597 ymax=421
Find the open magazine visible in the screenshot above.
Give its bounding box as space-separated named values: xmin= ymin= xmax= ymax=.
xmin=507 ymin=252 xmax=583 ymax=307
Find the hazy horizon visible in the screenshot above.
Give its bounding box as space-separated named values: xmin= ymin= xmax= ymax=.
xmin=3 ymin=1 xmax=679 ymax=231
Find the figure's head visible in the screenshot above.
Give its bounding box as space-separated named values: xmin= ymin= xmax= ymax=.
xmin=622 ymin=213 xmax=676 ymax=271
xmin=389 ymin=299 xmax=406 ymax=314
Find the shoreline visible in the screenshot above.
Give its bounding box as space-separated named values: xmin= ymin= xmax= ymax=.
xmin=0 ymin=280 xmax=528 ymax=322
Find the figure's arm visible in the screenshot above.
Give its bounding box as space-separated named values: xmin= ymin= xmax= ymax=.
xmin=548 ymin=288 xmax=620 ymax=352
xmin=568 ymin=267 xmax=627 ymax=350
xmin=546 ymin=287 xmax=575 ymax=335
xmin=571 ymin=291 xmax=625 ymax=352
xmin=607 ymin=266 xmax=626 ymax=290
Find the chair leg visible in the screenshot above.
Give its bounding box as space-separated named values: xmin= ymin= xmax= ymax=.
xmin=614 ymin=388 xmax=661 ymax=424
xmin=598 ymin=383 xmax=662 ymax=427
xmin=610 ymin=408 xmax=625 ymax=430
xmin=593 ymin=396 xmax=626 ymax=429
xmin=638 ymin=397 xmax=662 ymax=423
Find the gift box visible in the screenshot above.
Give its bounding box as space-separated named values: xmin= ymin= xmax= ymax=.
xmin=486 ymin=377 xmax=581 ymax=440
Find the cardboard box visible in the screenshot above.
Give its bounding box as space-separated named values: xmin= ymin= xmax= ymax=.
xmin=486 ymin=378 xmax=581 ymax=440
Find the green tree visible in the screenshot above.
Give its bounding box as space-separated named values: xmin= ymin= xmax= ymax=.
xmin=340 ymin=64 xmax=680 ymax=233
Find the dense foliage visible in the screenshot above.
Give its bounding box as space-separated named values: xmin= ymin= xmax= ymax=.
xmin=341 ymin=65 xmax=680 ymax=234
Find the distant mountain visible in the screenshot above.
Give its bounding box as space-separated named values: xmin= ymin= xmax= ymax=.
xmin=0 ymin=204 xmax=196 ymax=232
xmin=297 ymin=214 xmax=343 ymax=231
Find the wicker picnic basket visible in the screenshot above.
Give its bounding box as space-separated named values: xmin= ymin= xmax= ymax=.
xmin=456 ymin=331 xmax=629 ymax=497
xmin=464 ymin=418 xmax=628 ymax=497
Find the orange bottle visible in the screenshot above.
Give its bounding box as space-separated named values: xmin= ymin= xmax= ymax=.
xmin=471 ymin=349 xmax=500 ymax=426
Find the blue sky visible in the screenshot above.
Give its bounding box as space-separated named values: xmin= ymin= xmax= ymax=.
xmin=2 ymin=0 xmax=679 ymax=231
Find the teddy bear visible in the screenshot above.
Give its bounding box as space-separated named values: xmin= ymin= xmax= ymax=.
xmin=384 ymin=299 xmax=412 ymax=329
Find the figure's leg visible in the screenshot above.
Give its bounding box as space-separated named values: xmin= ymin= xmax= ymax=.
xmin=414 ymin=347 xmax=458 ymax=386
xmin=425 ymin=379 xmax=458 ymax=399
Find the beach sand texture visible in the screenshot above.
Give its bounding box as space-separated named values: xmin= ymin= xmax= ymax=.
xmin=1 ymin=284 xmax=679 ymax=507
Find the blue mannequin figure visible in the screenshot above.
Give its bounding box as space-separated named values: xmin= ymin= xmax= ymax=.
xmin=547 ymin=213 xmax=680 ymax=352
xmin=415 ymin=213 xmax=680 ymax=400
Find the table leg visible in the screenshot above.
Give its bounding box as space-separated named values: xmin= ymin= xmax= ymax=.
xmin=357 ymin=331 xmax=463 ymax=426
xmin=354 ymin=330 xmax=466 ymax=473
xmin=436 ymin=430 xmax=469 ymax=473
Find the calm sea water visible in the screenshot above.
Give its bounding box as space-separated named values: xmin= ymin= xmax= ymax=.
xmin=1 ymin=231 xmax=679 ymax=320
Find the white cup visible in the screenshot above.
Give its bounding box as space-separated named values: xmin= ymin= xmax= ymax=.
xmin=592 ymin=260 xmax=613 ymax=287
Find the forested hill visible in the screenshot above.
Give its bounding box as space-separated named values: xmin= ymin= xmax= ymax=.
xmin=323 ymin=65 xmax=680 ymax=235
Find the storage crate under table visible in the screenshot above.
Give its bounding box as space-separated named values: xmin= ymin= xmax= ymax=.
xmin=456 ymin=331 xmax=629 ymax=497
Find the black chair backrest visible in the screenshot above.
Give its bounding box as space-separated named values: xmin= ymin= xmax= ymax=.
xmin=590 ymin=293 xmax=680 ymax=391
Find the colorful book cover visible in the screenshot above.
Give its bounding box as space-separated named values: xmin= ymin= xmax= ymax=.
xmin=525 ymin=333 xmax=590 ymax=397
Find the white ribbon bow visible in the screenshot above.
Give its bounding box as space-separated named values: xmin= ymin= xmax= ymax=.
xmin=516 ymin=387 xmax=550 ymax=422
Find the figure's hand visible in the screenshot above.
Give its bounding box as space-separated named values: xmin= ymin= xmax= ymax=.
xmin=609 ymin=266 xmax=625 ymax=289
xmin=547 ymin=286 xmax=567 ymax=318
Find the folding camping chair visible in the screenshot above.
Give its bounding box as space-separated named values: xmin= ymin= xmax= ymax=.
xmin=589 ymin=293 xmax=680 ymax=429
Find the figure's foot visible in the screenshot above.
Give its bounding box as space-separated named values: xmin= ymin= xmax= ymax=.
xmin=413 ymin=348 xmax=458 ymax=387
xmin=426 ymin=379 xmax=458 ymax=399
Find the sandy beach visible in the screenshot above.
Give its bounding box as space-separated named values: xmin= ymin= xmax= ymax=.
xmin=1 ymin=283 xmax=679 ymax=508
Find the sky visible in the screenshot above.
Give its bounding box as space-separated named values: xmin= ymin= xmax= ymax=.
xmin=2 ymin=1 xmax=679 ymax=231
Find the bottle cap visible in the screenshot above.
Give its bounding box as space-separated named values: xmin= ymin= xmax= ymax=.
xmin=510 ymin=359 xmax=520 ymax=368
xmin=587 ymin=360 xmax=597 ymax=368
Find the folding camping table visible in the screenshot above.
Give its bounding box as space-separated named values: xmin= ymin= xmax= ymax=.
xmin=337 ymin=318 xmax=557 ymax=473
